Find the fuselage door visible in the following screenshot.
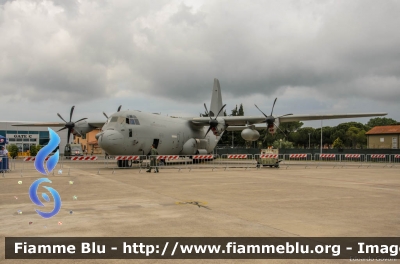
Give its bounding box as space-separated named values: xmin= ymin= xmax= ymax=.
xmin=153 ymin=138 xmax=160 ymax=149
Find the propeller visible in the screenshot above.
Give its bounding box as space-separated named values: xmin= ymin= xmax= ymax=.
xmin=254 ymin=98 xmax=293 ymax=135
xmin=103 ymin=105 xmax=122 ymax=119
xmin=56 ymin=106 xmax=87 ymax=144
xmin=203 ymin=103 xmax=226 ymax=137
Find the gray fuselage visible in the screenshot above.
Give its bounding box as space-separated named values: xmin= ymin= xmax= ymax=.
xmin=97 ymin=110 xmax=221 ymax=155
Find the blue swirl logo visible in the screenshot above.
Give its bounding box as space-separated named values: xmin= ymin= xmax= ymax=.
xmin=31 ymin=128 xmax=61 ymax=218
xmin=34 ymin=128 xmax=60 ymax=175
xmin=29 ymin=178 xmax=61 ymax=218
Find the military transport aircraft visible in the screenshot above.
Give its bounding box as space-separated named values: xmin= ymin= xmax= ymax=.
xmin=14 ymin=78 xmax=387 ymax=167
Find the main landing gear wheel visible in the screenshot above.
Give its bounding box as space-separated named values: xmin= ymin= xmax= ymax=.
xmin=117 ymin=160 xmax=132 ymax=168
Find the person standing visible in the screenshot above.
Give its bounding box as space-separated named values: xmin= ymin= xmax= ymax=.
xmin=0 ymin=146 xmax=9 ymax=171
xmin=146 ymin=144 xmax=159 ymax=173
xmin=0 ymin=146 xmax=8 ymax=156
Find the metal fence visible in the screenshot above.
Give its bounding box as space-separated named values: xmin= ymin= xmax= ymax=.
xmin=220 ymin=154 xmax=256 ymax=170
xmin=392 ymin=155 xmax=400 ymax=168
xmin=314 ymin=154 xmax=340 ymax=168
xmin=2 ymin=152 xmax=400 ymax=177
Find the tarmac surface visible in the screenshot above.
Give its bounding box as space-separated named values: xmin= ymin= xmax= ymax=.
xmin=0 ymin=162 xmax=399 ymax=263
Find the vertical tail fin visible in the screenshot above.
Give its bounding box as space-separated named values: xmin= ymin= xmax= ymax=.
xmin=209 ymin=78 xmax=223 ymax=117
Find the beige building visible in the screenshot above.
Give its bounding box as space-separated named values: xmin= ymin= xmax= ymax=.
xmin=73 ymin=128 xmax=102 ymax=155
xmin=366 ymin=126 xmax=400 ymax=149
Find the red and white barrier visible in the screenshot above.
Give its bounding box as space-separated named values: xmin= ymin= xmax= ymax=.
xmin=320 ymin=154 xmax=336 ymax=158
xmin=394 ymin=155 xmax=400 ymax=159
xmin=345 ymin=154 xmax=361 ymax=158
xmin=259 ymin=154 xmax=278 ymax=158
xmin=24 ymin=157 xmax=50 ymax=161
xmin=157 ymin=155 xmax=179 ymax=160
xmin=192 ymin=155 xmax=213 ymax=159
xmin=289 ymin=154 xmax=307 ymax=158
xmin=227 ymin=154 xmax=248 ymax=159
xmin=71 ymin=156 xmax=98 ymax=161
xmin=115 ymin=156 xmax=141 ymax=160
xmin=370 ymin=154 xmax=386 ymax=159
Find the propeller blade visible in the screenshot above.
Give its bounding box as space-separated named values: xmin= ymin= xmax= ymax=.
xmin=203 ymin=103 xmax=210 ymax=119
xmin=204 ymin=127 xmax=212 ymax=138
xmin=274 ymin=123 xmax=287 ymax=137
xmin=57 ymin=127 xmax=67 ymax=132
xmin=276 ymin=113 xmax=293 ymax=118
xmin=57 ymin=113 xmax=67 ymax=123
xmin=103 ymin=112 xmax=108 ymax=119
xmin=215 ymin=104 xmax=226 ymax=119
xmin=117 ymin=105 xmax=122 ymax=112
xmin=270 ymin=98 xmax=277 ymax=116
xmin=74 ymin=129 xmax=82 ymax=137
xmin=73 ymin=118 xmax=88 ymax=124
xmin=254 ymin=104 xmax=268 ymax=118
xmin=69 ymin=106 xmax=75 ymax=122
xmin=67 ymin=129 xmax=71 ymax=144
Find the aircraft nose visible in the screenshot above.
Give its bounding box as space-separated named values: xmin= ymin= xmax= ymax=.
xmin=98 ymin=130 xmax=123 ymax=153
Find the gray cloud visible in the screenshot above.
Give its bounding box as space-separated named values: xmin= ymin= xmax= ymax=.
xmin=0 ymin=0 xmax=399 ymax=122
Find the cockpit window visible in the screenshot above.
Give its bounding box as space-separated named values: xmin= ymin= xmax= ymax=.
xmin=110 ymin=116 xmax=118 ymax=122
xmin=126 ymin=115 xmax=140 ymax=125
xmin=118 ymin=117 xmax=125 ymax=124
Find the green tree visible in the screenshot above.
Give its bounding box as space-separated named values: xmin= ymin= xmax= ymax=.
xmin=332 ymin=137 xmax=344 ymax=149
xmin=346 ymin=127 xmax=366 ymax=148
xmin=345 ymin=127 xmax=359 ymax=148
xmin=358 ymin=130 xmax=367 ymax=148
xmin=367 ymin=117 xmax=398 ymax=128
xmin=272 ymin=139 xmax=294 ymax=149
xmin=238 ymin=104 xmax=244 ymax=116
xmin=7 ymin=144 xmax=19 ymax=159
xmin=290 ymin=127 xmax=315 ymax=148
xmin=30 ymin=145 xmax=38 ymax=156
xmin=331 ymin=122 xmax=367 ymax=147
xmin=279 ymin=121 xmax=304 ymax=136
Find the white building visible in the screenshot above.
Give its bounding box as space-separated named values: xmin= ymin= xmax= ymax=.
xmin=0 ymin=122 xmax=70 ymax=154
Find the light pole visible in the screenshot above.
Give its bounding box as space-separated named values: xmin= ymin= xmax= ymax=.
xmin=308 ymin=133 xmax=311 ymax=149
xmin=320 ymin=120 xmax=323 ymax=154
xmin=280 ymin=138 xmax=282 ymax=149
xmin=232 ymin=131 xmax=234 ymax=148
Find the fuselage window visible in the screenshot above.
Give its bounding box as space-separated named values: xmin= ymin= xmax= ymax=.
xmin=110 ymin=116 xmax=118 ymax=123
xmin=126 ymin=115 xmax=140 ymax=125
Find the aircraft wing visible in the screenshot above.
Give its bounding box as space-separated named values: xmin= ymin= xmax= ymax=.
xmin=12 ymin=121 xmax=105 ymax=128
xmin=278 ymin=113 xmax=388 ymax=123
xmin=12 ymin=122 xmax=66 ymax=127
xmin=191 ymin=112 xmax=387 ymax=126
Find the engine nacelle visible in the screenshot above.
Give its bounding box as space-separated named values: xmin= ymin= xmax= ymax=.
xmin=211 ymin=118 xmax=226 ymax=137
xmin=73 ymin=121 xmax=96 ymax=139
xmin=241 ymin=128 xmax=260 ymax=141
xmin=181 ymin=138 xmax=209 ymax=155
xmin=267 ymin=118 xmax=280 ymax=135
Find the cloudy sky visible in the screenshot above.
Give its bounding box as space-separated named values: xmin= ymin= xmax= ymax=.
xmin=1 ymin=0 xmax=399 ymax=127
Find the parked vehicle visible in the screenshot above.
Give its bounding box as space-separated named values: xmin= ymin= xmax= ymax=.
xmin=64 ymin=143 xmax=83 ymax=158
xmin=257 ymin=148 xmax=281 ymax=168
